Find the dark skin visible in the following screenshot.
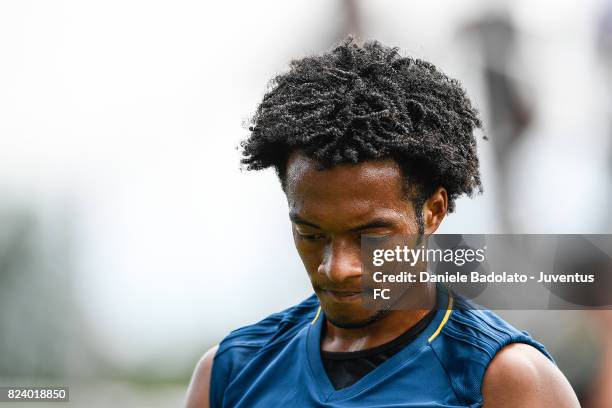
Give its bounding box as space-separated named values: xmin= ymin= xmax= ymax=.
xmin=285 ymin=152 xmax=440 ymax=350
xmin=185 ymin=152 xmax=580 ymax=407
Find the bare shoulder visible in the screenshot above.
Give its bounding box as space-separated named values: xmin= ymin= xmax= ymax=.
xmin=482 ymin=342 xmax=580 ymax=408
xmin=184 ymin=345 xmax=219 ymax=408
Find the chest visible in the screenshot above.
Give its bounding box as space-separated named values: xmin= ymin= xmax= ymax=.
xmin=221 ymin=333 xmax=465 ymax=408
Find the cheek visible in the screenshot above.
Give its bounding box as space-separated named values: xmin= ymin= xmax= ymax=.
xmin=292 ymin=236 xmax=324 ymax=275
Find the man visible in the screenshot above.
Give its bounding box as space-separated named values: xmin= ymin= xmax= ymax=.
xmin=185 ymin=38 xmax=579 ymax=407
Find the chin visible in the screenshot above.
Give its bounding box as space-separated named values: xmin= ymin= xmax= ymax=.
xmin=324 ymin=308 xmax=389 ymax=329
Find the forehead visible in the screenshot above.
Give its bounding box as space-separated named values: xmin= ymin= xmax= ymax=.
xmin=285 ymin=152 xmax=410 ymax=224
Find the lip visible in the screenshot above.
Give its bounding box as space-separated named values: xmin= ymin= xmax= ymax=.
xmin=324 ymin=290 xmax=363 ymax=302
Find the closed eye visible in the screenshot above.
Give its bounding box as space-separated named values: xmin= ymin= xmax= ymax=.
xmin=297 ymin=232 xmax=326 ymax=241
xmin=361 ymin=234 xmax=392 ymax=243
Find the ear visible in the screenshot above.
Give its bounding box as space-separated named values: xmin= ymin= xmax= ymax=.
xmin=423 ymin=187 xmax=448 ymax=235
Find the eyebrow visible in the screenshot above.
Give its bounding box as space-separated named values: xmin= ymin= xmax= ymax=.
xmin=289 ymin=213 xmax=321 ymax=229
xmin=289 ymin=213 xmax=396 ymax=232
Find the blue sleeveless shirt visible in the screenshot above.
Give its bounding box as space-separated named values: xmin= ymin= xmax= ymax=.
xmin=210 ymin=289 xmax=553 ymax=407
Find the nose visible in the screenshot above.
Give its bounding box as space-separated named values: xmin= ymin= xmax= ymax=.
xmin=318 ymin=238 xmax=362 ymax=283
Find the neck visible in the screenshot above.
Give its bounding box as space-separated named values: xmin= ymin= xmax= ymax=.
xmin=321 ymin=285 xmax=437 ymax=353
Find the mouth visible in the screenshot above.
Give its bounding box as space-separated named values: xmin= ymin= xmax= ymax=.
xmin=323 ymin=289 xmax=363 ymax=302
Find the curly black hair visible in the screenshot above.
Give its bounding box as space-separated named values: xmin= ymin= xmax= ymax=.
xmin=241 ymin=37 xmax=483 ymax=221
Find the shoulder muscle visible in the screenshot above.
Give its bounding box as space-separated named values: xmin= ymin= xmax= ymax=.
xmin=482 ymin=343 xmax=579 ymax=408
xmin=184 ymin=345 xmax=218 ymax=408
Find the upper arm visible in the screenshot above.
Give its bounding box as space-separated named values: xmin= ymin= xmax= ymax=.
xmin=482 ymin=343 xmax=580 ymax=408
xmin=184 ymin=345 xmax=218 ymax=408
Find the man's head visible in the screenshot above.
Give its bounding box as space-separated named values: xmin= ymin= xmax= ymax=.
xmin=240 ymin=38 xmax=483 ymax=327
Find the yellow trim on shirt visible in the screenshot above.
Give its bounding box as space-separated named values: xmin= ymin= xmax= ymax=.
xmin=428 ymin=295 xmax=454 ymax=343
xmin=311 ymin=306 xmax=322 ymax=325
